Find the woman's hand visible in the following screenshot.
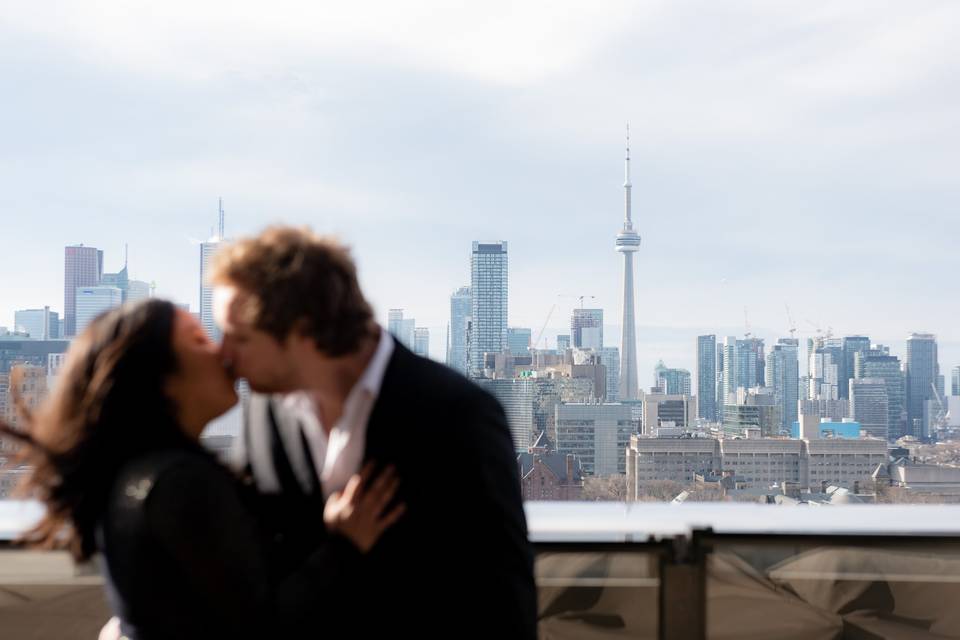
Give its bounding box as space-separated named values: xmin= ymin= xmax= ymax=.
xmin=323 ymin=463 xmax=405 ymax=553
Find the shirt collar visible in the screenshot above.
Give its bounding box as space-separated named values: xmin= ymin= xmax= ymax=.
xmin=355 ymin=325 xmax=394 ymax=397
xmin=279 ymin=327 xmax=394 ymax=429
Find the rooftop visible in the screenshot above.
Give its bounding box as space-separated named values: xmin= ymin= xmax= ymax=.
xmin=5 ymin=500 xmax=960 ymax=638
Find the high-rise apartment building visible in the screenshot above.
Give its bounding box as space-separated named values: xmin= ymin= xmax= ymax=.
xmin=841 ymin=336 xmax=871 ymax=400
xmin=414 ymin=328 xmax=430 ymax=358
xmin=447 ymin=286 xmax=471 ymax=374
xmin=507 ymin=327 xmax=532 ymax=357
xmin=470 ymin=241 xmax=508 ymax=378
xmin=697 ymin=335 xmax=717 ymax=422
xmin=571 ymin=308 xmax=603 ymax=350
xmin=598 ymin=347 xmax=621 ymax=402
xmin=199 ymin=200 xmax=226 ymax=342
xmin=387 ymin=309 xmax=416 ymax=349
xmin=476 ymin=378 xmax=533 ymax=451
xmin=906 ymin=333 xmax=939 ymax=439
xmin=855 ymin=353 xmax=906 ymax=439
xmin=655 ymin=365 xmax=691 ymax=396
xmin=766 ymin=338 xmax=799 ymax=432
xmin=850 ymin=378 xmax=889 ymax=440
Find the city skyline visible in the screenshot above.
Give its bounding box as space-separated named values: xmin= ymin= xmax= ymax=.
xmin=3 ymin=2 xmax=959 ymax=384
xmin=5 ymin=244 xmax=960 ymax=387
xmin=5 ymin=233 xmax=959 ymax=391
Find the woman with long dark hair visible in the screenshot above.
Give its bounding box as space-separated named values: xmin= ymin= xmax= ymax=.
xmin=0 ymin=299 xmax=402 ymax=639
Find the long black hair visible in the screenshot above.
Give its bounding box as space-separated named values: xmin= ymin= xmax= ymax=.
xmin=0 ymin=299 xmax=199 ymax=560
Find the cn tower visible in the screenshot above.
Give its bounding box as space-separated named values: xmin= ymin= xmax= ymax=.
xmin=616 ymin=125 xmax=640 ymax=400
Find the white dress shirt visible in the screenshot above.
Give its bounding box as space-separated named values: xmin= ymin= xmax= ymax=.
xmin=282 ymin=328 xmax=394 ymax=499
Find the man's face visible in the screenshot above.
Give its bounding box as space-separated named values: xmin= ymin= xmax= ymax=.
xmin=214 ymin=285 xmax=301 ymax=393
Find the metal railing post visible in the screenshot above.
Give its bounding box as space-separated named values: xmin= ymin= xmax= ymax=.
xmin=659 ymin=532 xmax=707 ymax=640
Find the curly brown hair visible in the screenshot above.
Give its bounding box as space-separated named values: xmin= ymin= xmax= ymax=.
xmin=210 ymin=226 xmax=375 ymax=356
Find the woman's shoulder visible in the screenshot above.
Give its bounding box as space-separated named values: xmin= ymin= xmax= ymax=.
xmin=110 ymin=448 xmax=230 ymax=516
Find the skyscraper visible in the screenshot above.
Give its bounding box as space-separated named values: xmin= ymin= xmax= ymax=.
xmin=476 ymin=378 xmax=533 ymax=451
xmin=906 ymin=333 xmax=939 ymax=439
xmin=738 ymin=338 xmax=764 ymax=391
xmin=657 ymin=367 xmax=691 ymax=396
xmin=64 ymin=244 xmax=103 ymax=337
xmin=856 ymin=353 xmax=906 ymax=439
xmin=722 ymin=336 xmax=738 ymax=406
xmin=100 ymin=265 xmax=129 ymax=298
xmin=387 ymin=309 xmax=415 ymax=349
xmin=716 ymin=343 xmax=725 ymax=420
xmin=616 ymin=127 xmax=641 ymax=400
xmin=75 ymin=286 xmax=122 ymax=334
xmin=598 ymin=347 xmax=621 ymax=402
xmin=414 ymin=328 xmax=430 ymax=358
xmin=199 ymin=200 xmax=226 ymax=342
xmin=571 ymin=308 xmax=603 ymax=350
xmin=809 ymin=337 xmax=843 ymax=400
xmin=729 ymin=338 xmax=763 ymax=396
xmin=721 ymin=336 xmax=765 ymax=419
xmin=507 ymin=327 xmax=532 ymax=356
xmin=556 ymin=335 xmax=571 ymax=352
xmin=766 ymin=338 xmax=799 ymax=432
xmin=101 ymin=270 xmax=151 ymax=305
xmin=697 ymin=335 xmax=717 ymax=422
xmin=470 ymin=241 xmax=508 ymax=377
xmin=953 ymin=366 xmax=960 ymax=397
xmin=447 ymin=286 xmax=471 ymax=374
xmin=841 ymin=336 xmax=871 ymax=400
xmin=127 ymin=280 xmax=152 ymax=302
xmin=850 ymin=378 xmax=889 ymax=440
xmin=14 ymin=307 xmax=59 ymax=340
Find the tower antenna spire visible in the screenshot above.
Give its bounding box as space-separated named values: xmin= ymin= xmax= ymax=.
xmin=218 ymin=197 xmax=225 ymax=239
xmin=624 ymin=123 xmax=633 ymax=227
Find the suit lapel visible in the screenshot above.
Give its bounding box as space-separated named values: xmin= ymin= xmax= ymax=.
xmin=363 ymin=343 xmax=409 ymax=465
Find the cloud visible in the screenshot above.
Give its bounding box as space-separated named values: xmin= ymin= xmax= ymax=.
xmin=1 ymin=1 xmax=958 ymax=372
xmin=2 ymin=1 xmax=645 ymax=84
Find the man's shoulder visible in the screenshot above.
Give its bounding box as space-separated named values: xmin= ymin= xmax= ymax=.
xmin=385 ymin=346 xmax=496 ymax=409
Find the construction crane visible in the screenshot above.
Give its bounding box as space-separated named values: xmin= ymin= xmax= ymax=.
xmin=743 ymin=307 xmax=752 ymax=339
xmin=534 ymin=294 xmax=596 ymax=350
xmin=533 ymin=303 xmax=557 ymax=350
xmin=931 ymin=382 xmax=948 ymax=433
xmin=576 ymin=295 xmax=596 ymax=310
xmin=785 ymin=304 xmax=798 ymax=339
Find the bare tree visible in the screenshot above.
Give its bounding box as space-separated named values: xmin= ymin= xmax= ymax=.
xmin=637 ymin=480 xmax=684 ymax=502
xmin=582 ymin=475 xmax=629 ymax=501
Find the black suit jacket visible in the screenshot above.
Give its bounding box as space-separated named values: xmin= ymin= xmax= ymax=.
xmin=246 ymin=341 xmax=538 ymax=638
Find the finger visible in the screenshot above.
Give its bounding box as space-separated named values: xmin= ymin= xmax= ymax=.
xmin=358 ymin=461 xmax=377 ymax=490
xmin=341 ymin=474 xmax=364 ymax=504
xmin=361 ymin=461 xmax=377 ymax=480
xmin=361 ymin=466 xmax=397 ymax=509
xmin=377 ymin=503 xmax=406 ymax=533
xmin=368 ymin=475 xmax=401 ymax=516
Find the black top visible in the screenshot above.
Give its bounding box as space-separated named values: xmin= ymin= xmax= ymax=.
xmin=248 ymin=341 xmax=539 ymax=638
xmin=98 ymin=447 xmax=358 ymax=640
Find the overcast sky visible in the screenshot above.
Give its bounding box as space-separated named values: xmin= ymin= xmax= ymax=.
xmin=2 ymin=1 xmax=959 ymax=379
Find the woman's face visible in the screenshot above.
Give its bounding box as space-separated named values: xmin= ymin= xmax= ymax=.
xmin=165 ymin=309 xmax=238 ymax=438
